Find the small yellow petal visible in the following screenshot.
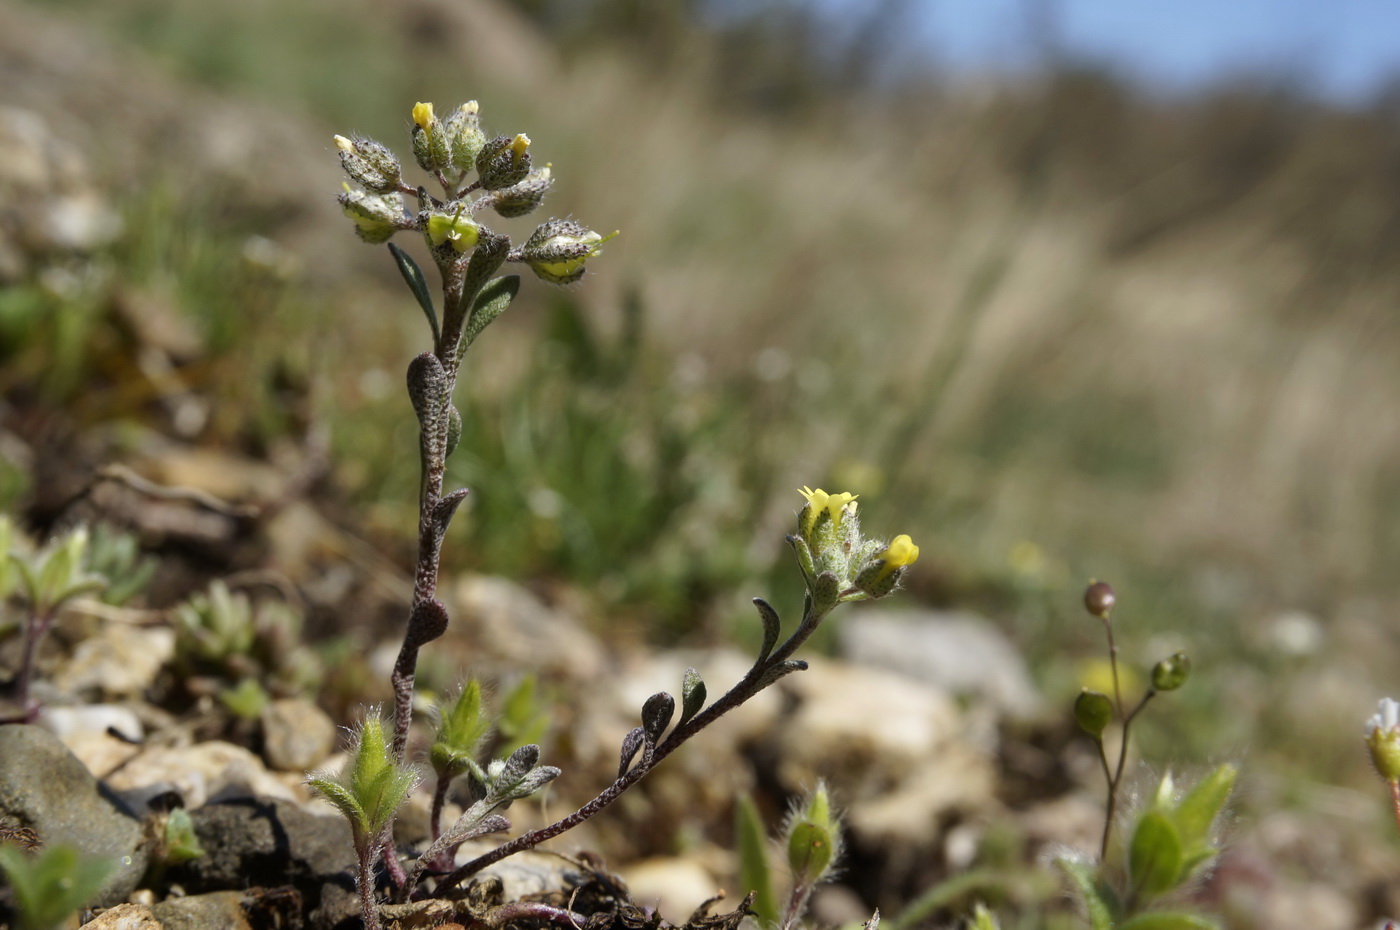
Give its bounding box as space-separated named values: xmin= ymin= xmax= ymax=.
xmin=412 ymin=102 xmax=435 ymax=130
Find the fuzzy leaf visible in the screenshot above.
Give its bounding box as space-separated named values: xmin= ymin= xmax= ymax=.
xmin=463 ymin=275 xmax=520 ymax=349
xmin=431 ymin=680 xmax=492 ymax=778
xmin=757 ymin=659 xmax=808 ymax=690
xmin=388 ymin=243 xmax=440 ymax=345
xmin=1170 ymin=764 xmax=1236 ymax=852
xmin=641 ymin=691 xmax=675 ymax=745
xmin=787 ymin=820 xmax=834 ymax=885
xmin=1056 ymin=858 xmax=1115 ymax=930
xmin=618 ymin=727 xmax=645 ymax=777
xmin=1129 ymin=811 xmax=1184 ymax=901
xmin=752 ymin=598 xmax=782 ymax=662
xmin=406 ymin=353 xmax=447 ymax=431
xmin=679 ymin=667 xmax=706 ymax=727
xmin=445 ymin=404 xmax=463 ymax=458
xmin=431 ymin=488 xmax=471 ymax=539
xmin=511 ymin=765 xmax=562 ymax=798
xmin=735 ymin=795 xmax=778 ymax=925
xmin=499 ymin=744 xmax=541 ymax=789
xmin=307 ymin=775 xmax=368 ymax=835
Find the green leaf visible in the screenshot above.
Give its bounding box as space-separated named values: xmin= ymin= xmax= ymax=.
xmin=306 ymin=775 xmax=367 ymax=836
xmin=462 ymin=275 xmax=520 ymax=350
xmin=1055 ymin=858 xmax=1115 ymax=930
xmin=388 ymin=243 xmax=439 ymax=345
xmin=1129 ymin=811 xmax=1184 ymax=901
xmin=735 ymin=795 xmax=778 ymax=925
xmin=431 ymin=680 xmax=492 ymax=778
xmin=679 ymin=667 xmax=706 ymax=727
xmin=1170 ymin=764 xmax=1236 ymax=852
xmin=162 ymin=809 xmax=206 ymax=866
xmin=1117 ymin=911 xmax=1222 ymax=930
xmin=787 ymin=820 xmax=835 ymax=885
xmin=0 ymin=842 xmax=113 ymax=930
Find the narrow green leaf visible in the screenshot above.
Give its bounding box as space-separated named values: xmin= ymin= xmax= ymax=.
xmin=1129 ymin=811 xmax=1184 ymax=901
xmin=305 ymin=777 xmax=368 ymax=836
xmin=1055 ymin=858 xmax=1115 ymax=930
xmin=1170 ymin=764 xmax=1236 ymax=852
xmin=388 ymin=243 xmax=439 ymax=345
xmin=735 ymin=795 xmax=778 ymax=925
xmin=1118 ymin=912 xmax=1222 ymax=930
xmin=462 ymin=275 xmax=520 ymax=350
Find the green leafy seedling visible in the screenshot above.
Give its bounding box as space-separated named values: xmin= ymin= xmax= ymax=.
xmin=0 ymin=842 xmax=114 ymax=930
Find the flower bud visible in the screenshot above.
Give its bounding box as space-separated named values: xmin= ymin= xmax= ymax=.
xmin=1074 ymin=689 xmax=1114 ymax=737
xmin=443 ymin=101 xmax=486 ymax=175
xmin=339 ymin=186 xmax=405 ymax=244
xmin=1151 ymin=652 xmax=1191 ymax=692
xmin=1083 ymin=580 xmax=1116 ymax=620
xmin=853 ymin=533 xmax=919 ymax=599
xmin=520 ymin=219 xmax=614 ymax=285
xmin=410 ymin=101 xmax=451 ymax=173
xmin=476 ymin=133 xmax=533 ymax=190
xmin=785 ymin=782 xmax=841 ymax=887
xmin=1368 ymin=698 xmax=1400 ymax=783
xmin=334 ymin=135 xmax=401 ymax=194
xmin=426 ymin=210 xmax=481 ymax=253
xmin=488 ymin=167 xmax=553 ymax=218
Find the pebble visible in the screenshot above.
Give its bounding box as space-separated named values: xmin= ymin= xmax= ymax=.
xmin=0 ymin=725 xmax=149 ymax=907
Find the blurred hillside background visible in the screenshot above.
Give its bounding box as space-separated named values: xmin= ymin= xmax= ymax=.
xmin=4 ymin=0 xmax=1400 ymax=855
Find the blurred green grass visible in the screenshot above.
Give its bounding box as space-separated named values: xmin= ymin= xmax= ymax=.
xmin=9 ymin=0 xmax=1400 ymax=801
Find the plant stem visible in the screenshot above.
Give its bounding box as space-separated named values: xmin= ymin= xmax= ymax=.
xmin=1099 ymin=690 xmax=1155 ymax=861
xmin=434 ymin=605 xmax=829 ymax=893
xmin=1389 ymin=780 xmax=1400 ymax=838
xmin=1101 ymin=616 xmax=1123 ymax=717
xmin=356 ymin=841 xmax=383 ymax=930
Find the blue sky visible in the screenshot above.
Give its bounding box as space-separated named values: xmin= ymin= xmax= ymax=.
xmin=910 ymin=0 xmax=1400 ymax=103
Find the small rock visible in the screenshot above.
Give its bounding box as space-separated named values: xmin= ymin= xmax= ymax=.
xmin=39 ymin=704 xmax=144 ymax=743
xmin=449 ymin=575 xmax=607 ymax=680
xmin=169 ymin=797 xmax=353 ymax=898
xmin=55 ymin=626 xmax=175 ymax=700
xmin=260 ymin=698 xmax=337 ymax=772
xmin=621 ymin=856 xmax=721 ymax=921
xmin=839 ymin=608 xmax=1042 ymax=720
xmin=103 ymin=741 xmax=298 ymax=808
xmin=770 ymin=661 xmax=997 ymax=847
xmin=79 ymin=902 xmax=162 ymax=930
xmin=0 ymin=725 xmax=148 ymax=907
xmin=150 ymin=891 xmax=256 ymax=930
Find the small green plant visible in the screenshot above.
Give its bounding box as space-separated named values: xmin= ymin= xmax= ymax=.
xmin=316 ymin=99 xmax=921 ymax=930
xmin=1058 ymin=581 xmax=1235 ymax=930
xmin=0 ymin=841 xmax=114 ymax=930
xmin=171 ymin=580 xmax=321 ymax=710
xmin=735 ymin=783 xmax=845 ymax=930
xmin=1365 ymin=698 xmax=1400 ymax=834
xmin=1 ymin=521 xmax=108 ymax=722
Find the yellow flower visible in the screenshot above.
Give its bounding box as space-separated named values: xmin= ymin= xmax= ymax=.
xmin=878 ymin=534 xmax=919 ymax=570
xmin=412 ymin=102 xmax=435 ymax=130
xmin=800 ymin=487 xmax=851 ymax=523
xmin=509 ymin=133 xmax=531 ymax=163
